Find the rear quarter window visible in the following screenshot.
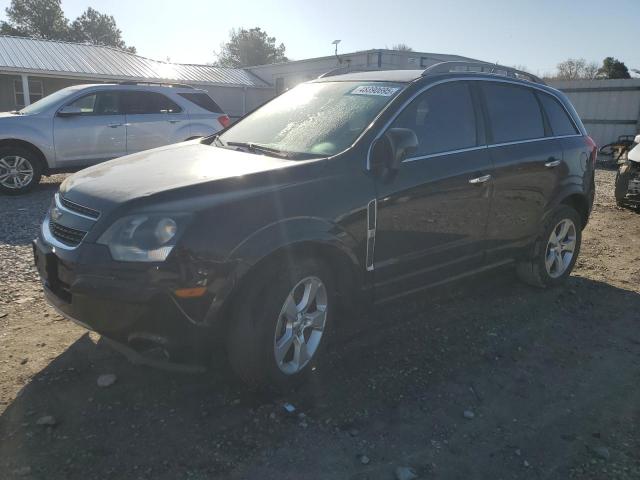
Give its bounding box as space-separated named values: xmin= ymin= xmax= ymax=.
xmin=178 ymin=92 xmax=223 ymax=113
xmin=482 ymin=82 xmax=544 ymax=143
xmin=537 ymin=92 xmax=578 ymax=137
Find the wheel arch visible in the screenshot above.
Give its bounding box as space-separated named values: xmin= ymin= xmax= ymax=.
xmin=0 ymin=138 xmax=49 ymax=174
xmin=207 ymin=220 xmax=365 ymax=334
xmin=559 ymin=192 xmax=590 ymax=229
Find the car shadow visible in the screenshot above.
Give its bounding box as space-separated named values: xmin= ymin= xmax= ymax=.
xmin=1 ymin=271 xmax=640 ymax=479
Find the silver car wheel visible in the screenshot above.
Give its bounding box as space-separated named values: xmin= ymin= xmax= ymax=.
xmin=273 ymin=276 xmax=328 ymax=375
xmin=0 ymin=156 xmax=34 ymax=189
xmin=545 ymin=218 xmax=577 ymax=278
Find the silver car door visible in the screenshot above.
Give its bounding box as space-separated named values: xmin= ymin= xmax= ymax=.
xmin=53 ymin=91 xmax=126 ymax=165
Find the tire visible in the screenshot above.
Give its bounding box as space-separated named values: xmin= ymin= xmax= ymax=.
xmin=517 ymin=205 xmax=582 ymax=288
xmin=615 ymin=164 xmax=631 ymax=207
xmin=0 ymin=146 xmax=42 ymax=195
xmin=226 ymin=256 xmax=335 ymax=390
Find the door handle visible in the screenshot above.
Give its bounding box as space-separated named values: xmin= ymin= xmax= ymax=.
xmin=469 ymin=174 xmax=492 ymax=185
xmin=545 ymin=159 xmax=561 ymax=168
xmin=169 ymin=120 xmax=181 ymax=124
xmin=108 ymin=123 xmax=122 ymax=128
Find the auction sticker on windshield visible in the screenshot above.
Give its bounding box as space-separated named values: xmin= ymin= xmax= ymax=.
xmin=350 ymin=85 xmax=400 ymax=96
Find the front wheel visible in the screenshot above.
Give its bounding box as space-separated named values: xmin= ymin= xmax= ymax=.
xmin=226 ymin=257 xmax=334 ymax=390
xmin=0 ymin=146 xmax=42 ymax=195
xmin=517 ymin=205 xmax=582 ymax=288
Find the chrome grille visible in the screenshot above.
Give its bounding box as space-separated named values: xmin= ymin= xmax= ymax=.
xmin=49 ymin=221 xmax=87 ymax=247
xmin=59 ymin=196 xmax=100 ymax=219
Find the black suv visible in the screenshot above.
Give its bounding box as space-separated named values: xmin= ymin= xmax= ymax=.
xmin=34 ymin=62 xmax=596 ymax=389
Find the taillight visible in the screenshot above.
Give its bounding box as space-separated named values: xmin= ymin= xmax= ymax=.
xmin=218 ymin=115 xmax=230 ymax=129
xmin=585 ymin=135 xmax=597 ymax=166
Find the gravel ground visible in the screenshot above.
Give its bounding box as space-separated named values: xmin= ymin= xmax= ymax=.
xmin=0 ymin=169 xmax=639 ymax=479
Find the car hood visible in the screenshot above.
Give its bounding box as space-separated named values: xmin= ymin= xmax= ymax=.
xmin=60 ymin=141 xmax=295 ymax=210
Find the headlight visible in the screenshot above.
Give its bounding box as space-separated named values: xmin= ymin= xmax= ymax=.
xmin=97 ymin=214 xmax=190 ymax=262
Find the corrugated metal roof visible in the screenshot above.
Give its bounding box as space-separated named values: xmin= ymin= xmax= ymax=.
xmin=0 ymin=35 xmax=271 ymax=88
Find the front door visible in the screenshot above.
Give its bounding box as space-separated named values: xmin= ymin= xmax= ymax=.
xmin=53 ymin=91 xmax=126 ymax=165
xmin=122 ymin=91 xmax=189 ymax=154
xmin=372 ymin=81 xmax=493 ymax=300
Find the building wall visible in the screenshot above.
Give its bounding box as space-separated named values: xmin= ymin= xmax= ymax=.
xmin=0 ymin=74 xmax=96 ymax=111
xmin=248 ymin=50 xmax=477 ymax=95
xmin=194 ymin=84 xmax=275 ymax=120
xmin=549 ymin=79 xmax=640 ymax=147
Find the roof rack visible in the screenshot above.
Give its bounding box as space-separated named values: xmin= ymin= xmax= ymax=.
xmin=117 ymin=81 xmax=196 ymax=89
xmin=422 ymin=61 xmax=546 ymax=85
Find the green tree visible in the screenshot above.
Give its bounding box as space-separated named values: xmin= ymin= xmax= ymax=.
xmin=0 ymin=0 xmax=135 ymax=52
xmin=70 ymin=7 xmax=135 ymax=52
xmin=0 ymin=0 xmax=69 ymax=40
xmin=215 ymin=27 xmax=287 ymax=67
xmin=598 ymin=57 xmax=630 ymax=79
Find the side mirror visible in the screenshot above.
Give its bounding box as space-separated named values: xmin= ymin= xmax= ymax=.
xmin=371 ymin=128 xmax=419 ymax=176
xmin=57 ymin=105 xmax=83 ymax=117
xmin=635 ymin=134 xmax=640 ymax=145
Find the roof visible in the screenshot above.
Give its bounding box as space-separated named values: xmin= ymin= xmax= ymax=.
xmin=0 ymin=35 xmax=271 ymax=88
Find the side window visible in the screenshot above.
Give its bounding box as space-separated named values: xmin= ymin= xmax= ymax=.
xmin=537 ymin=92 xmax=578 ymax=137
xmin=390 ymin=82 xmax=477 ymax=156
xmin=122 ymin=91 xmax=182 ymax=114
xmin=482 ymin=83 xmax=544 ymax=143
xmin=177 ymin=92 xmax=223 ymax=113
xmin=67 ymin=91 xmax=120 ymax=115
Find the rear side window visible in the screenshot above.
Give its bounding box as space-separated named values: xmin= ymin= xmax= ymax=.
xmin=482 ymin=83 xmax=544 ymax=143
xmin=178 ymin=92 xmax=223 ymax=113
xmin=537 ymin=92 xmax=578 ymax=137
xmin=391 ymin=82 xmax=477 ymax=156
xmin=122 ymin=91 xmax=182 ymax=114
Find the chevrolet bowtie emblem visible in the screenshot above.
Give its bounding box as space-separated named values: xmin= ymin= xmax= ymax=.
xmin=51 ymin=207 xmax=63 ymax=221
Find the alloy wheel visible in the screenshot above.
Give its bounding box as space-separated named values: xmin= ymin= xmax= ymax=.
xmin=545 ymin=218 xmax=577 ymax=278
xmin=0 ymin=156 xmax=34 ymax=189
xmin=273 ymin=276 xmax=328 ymax=375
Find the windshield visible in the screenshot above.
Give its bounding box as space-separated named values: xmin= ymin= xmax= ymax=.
xmin=218 ymin=81 xmax=404 ymax=157
xmin=19 ymin=88 xmax=76 ymax=115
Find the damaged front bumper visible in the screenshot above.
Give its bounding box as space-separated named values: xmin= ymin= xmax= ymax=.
xmin=33 ymin=236 xmax=218 ymax=364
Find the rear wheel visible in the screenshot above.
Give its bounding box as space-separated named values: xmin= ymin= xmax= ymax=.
xmin=517 ymin=205 xmax=582 ymax=288
xmin=226 ymin=257 xmax=334 ymax=390
xmin=0 ymin=146 xmax=42 ymax=195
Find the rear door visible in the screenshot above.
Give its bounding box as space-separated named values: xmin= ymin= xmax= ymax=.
xmin=53 ymin=90 xmax=126 ymax=165
xmin=479 ymin=81 xmax=565 ymax=262
xmin=122 ymin=91 xmax=189 ymax=153
xmin=373 ymin=81 xmax=493 ymax=300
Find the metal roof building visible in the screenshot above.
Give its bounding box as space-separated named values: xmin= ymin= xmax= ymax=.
xmin=0 ymin=35 xmax=273 ymax=119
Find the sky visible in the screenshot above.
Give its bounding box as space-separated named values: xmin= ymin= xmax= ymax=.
xmin=0 ymin=0 xmax=638 ymax=76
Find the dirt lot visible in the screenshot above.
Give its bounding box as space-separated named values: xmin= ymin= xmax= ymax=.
xmin=0 ymin=169 xmax=639 ymax=479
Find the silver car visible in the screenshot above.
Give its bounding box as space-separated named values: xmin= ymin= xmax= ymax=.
xmin=0 ymin=83 xmax=230 ymax=194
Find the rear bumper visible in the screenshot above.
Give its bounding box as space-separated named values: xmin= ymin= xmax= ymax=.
xmin=33 ymin=237 xmax=215 ymax=363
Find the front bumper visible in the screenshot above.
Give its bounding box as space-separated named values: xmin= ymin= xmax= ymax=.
xmin=33 ymin=237 xmax=215 ymax=362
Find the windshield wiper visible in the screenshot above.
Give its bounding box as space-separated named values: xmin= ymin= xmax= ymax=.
xmin=226 ymin=141 xmax=292 ymax=159
xmin=9 ymin=110 xmax=23 ymax=115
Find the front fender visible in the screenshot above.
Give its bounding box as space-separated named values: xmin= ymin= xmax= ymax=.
xmin=0 ymin=118 xmax=54 ymax=166
xmin=202 ymin=216 xmax=362 ymax=325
